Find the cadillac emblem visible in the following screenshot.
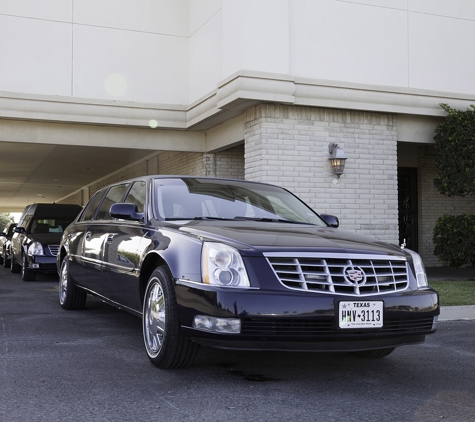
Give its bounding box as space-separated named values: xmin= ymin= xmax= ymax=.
xmin=344 ymin=266 xmax=366 ymax=285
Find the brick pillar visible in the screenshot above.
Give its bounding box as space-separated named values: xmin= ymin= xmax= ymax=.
xmin=244 ymin=104 xmax=399 ymax=243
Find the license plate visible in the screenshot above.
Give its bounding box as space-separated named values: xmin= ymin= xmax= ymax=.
xmin=339 ymin=301 xmax=383 ymax=329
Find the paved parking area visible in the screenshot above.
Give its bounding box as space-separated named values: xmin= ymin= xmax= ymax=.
xmin=1 ymin=268 xmax=475 ymax=421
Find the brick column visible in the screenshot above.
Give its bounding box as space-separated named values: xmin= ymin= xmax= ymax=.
xmin=244 ymin=104 xmax=399 ymax=243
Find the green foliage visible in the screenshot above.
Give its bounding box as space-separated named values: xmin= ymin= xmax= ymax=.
xmin=429 ymin=280 xmax=475 ymax=306
xmin=433 ymin=214 xmax=475 ymax=267
xmin=433 ymin=103 xmax=475 ymax=197
xmin=0 ymin=213 xmax=14 ymax=230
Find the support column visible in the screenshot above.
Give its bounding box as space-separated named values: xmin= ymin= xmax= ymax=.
xmin=244 ymin=104 xmax=399 ymax=243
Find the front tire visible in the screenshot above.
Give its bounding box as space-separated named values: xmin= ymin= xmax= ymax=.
xmin=142 ymin=266 xmax=199 ymax=369
xmin=348 ymin=347 xmax=396 ymax=359
xmin=10 ymin=254 xmax=21 ymax=273
xmin=59 ymin=256 xmax=87 ymax=310
xmin=21 ymin=254 xmax=36 ymax=281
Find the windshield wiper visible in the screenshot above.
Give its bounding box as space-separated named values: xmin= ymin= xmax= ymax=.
xmin=233 ymin=216 xmax=309 ymax=224
xmin=192 ymin=216 xmax=236 ymax=221
xmin=164 ymin=216 xmax=236 ymax=221
xmin=164 ymin=216 xmax=310 ymax=224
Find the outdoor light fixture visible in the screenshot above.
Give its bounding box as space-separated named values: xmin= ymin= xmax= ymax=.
xmin=328 ymin=143 xmax=347 ymax=178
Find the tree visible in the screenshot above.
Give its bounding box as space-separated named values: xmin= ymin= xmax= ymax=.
xmin=0 ymin=213 xmax=14 ymax=229
xmin=432 ymin=103 xmax=475 ymax=267
xmin=433 ymin=103 xmax=475 ymax=197
xmin=433 ymin=214 xmax=475 ymax=267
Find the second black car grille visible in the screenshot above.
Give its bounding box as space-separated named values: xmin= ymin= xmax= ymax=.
xmin=48 ymin=245 xmax=60 ymax=256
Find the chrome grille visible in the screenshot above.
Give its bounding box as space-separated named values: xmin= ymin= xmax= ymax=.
xmin=265 ymin=253 xmax=409 ymax=296
xmin=48 ymin=245 xmax=60 ymax=256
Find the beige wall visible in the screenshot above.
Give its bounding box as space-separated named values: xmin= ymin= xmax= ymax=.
xmin=58 ymin=145 xmax=246 ymax=205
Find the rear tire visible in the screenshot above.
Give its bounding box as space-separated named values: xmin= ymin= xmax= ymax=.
xmin=59 ymin=256 xmax=86 ymax=310
xmin=142 ymin=266 xmax=199 ymax=369
xmin=21 ymin=254 xmax=36 ymax=281
xmin=2 ymin=247 xmax=6 ymax=268
xmin=348 ymin=347 xmax=396 ymax=359
xmin=2 ymin=248 xmax=9 ymax=268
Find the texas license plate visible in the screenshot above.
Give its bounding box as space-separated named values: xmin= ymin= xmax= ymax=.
xmin=339 ymin=301 xmax=383 ymax=329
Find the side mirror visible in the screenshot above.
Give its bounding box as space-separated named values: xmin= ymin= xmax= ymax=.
xmin=319 ymin=214 xmax=339 ymax=228
xmin=14 ymin=227 xmax=26 ymax=234
xmin=110 ymin=203 xmax=144 ymax=222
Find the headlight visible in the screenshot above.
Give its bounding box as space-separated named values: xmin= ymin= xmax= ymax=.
xmin=202 ymin=242 xmax=250 ymax=288
xmin=28 ymin=242 xmax=44 ymax=256
xmin=406 ymin=249 xmax=428 ymax=287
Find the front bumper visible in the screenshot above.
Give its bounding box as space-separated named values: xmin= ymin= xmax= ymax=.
xmin=26 ymin=255 xmax=57 ymax=272
xmin=175 ymin=282 xmax=439 ymax=352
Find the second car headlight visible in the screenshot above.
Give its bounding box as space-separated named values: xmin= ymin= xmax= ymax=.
xmin=202 ymin=242 xmax=250 ymax=288
xmin=28 ymin=242 xmax=44 ymax=256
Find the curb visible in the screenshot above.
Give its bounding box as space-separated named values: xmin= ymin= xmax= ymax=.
xmin=439 ymin=305 xmax=475 ymax=321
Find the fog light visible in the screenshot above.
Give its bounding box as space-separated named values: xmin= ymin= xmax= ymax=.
xmin=192 ymin=315 xmax=241 ymax=334
xmin=431 ymin=315 xmax=438 ymax=330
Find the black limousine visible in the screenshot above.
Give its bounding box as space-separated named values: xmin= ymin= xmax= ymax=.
xmin=57 ymin=176 xmax=439 ymax=369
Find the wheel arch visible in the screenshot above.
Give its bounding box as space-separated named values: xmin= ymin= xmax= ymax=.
xmin=139 ymin=252 xmax=169 ymax=307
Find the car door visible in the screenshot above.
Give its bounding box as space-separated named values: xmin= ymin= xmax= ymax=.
xmin=80 ymin=183 xmax=131 ymax=296
xmin=101 ymin=181 xmax=147 ymax=311
xmin=67 ymin=188 xmax=107 ymax=288
xmin=11 ymin=208 xmax=33 ymax=264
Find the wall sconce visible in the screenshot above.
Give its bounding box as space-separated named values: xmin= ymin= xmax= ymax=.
xmin=328 ymin=143 xmax=347 ymax=178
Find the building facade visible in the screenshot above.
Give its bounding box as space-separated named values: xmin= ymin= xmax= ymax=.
xmin=1 ymin=0 xmax=475 ymax=266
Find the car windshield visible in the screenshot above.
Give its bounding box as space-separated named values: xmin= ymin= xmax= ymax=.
xmin=154 ymin=178 xmax=326 ymax=226
xmin=30 ymin=218 xmax=75 ymax=234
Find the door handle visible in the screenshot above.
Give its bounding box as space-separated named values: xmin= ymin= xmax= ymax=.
xmin=85 ymin=231 xmax=92 ymax=240
xmin=107 ymin=234 xmax=115 ymax=243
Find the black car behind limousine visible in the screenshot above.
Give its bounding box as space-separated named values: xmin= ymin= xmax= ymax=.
xmin=11 ymin=203 xmax=82 ymax=281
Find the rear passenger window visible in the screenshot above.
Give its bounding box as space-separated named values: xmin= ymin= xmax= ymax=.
xmin=80 ymin=188 xmax=107 ymax=222
xmin=124 ymin=181 xmax=146 ymax=213
xmin=96 ymin=184 xmax=130 ymax=220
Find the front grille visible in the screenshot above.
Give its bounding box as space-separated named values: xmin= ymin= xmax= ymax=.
xmin=265 ymin=253 xmax=409 ymax=296
xmin=241 ymin=317 xmax=433 ymax=336
xmin=48 ymin=245 xmax=60 ymax=256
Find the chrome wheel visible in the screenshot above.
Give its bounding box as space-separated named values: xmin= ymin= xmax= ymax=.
xmin=58 ymin=255 xmax=86 ymax=310
xmin=144 ymin=279 xmax=166 ymax=356
xmin=59 ymin=258 xmax=68 ymax=306
xmin=142 ymin=266 xmax=199 ymax=369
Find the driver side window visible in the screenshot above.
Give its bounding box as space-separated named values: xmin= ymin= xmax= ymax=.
xmin=96 ymin=184 xmax=130 ymax=221
xmin=124 ymin=181 xmax=146 ymax=213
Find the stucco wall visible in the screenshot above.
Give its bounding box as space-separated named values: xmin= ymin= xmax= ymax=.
xmin=2 ymin=1 xmax=475 ymax=106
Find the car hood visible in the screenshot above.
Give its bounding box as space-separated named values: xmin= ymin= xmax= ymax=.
xmin=172 ymin=221 xmax=406 ymax=258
